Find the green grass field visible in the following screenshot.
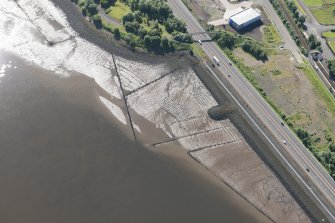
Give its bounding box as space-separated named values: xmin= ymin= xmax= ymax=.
xmin=107 ymin=0 xmax=131 ymax=21
xmin=324 ymin=0 xmax=335 ymax=4
xmin=329 ymin=40 xmax=335 ymax=53
xmin=302 ymin=63 xmax=335 ymax=117
xmin=302 ymin=0 xmax=322 ymax=7
xmin=311 ymin=5 xmax=335 ymax=25
xmin=303 ymin=0 xmax=335 ymax=24
xmin=322 ymin=31 xmax=335 ymax=38
xmin=263 ymin=25 xmax=282 ymax=45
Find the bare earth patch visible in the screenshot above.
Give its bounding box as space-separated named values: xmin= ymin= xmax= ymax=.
xmin=184 ymin=0 xmax=225 ymax=22
xmin=234 ymin=49 xmax=335 ymax=147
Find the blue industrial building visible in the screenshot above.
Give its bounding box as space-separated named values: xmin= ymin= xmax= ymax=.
xmin=228 ymin=8 xmax=261 ymax=31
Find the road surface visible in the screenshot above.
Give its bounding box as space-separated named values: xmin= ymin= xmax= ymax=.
xmin=167 ymin=0 xmax=335 ymax=221
xmin=295 ymin=0 xmax=335 ymax=60
xmin=97 ymin=5 xmax=122 ymax=26
xmin=254 ymin=0 xmax=304 ymax=63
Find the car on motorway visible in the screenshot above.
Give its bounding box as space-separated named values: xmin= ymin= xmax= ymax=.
xmin=213 ymin=56 xmax=219 ymax=66
xmin=280 ymin=121 xmax=284 ymax=126
xmin=228 ymin=62 xmax=232 ymax=66
xmin=198 ymin=39 xmax=202 ymax=45
xmin=282 ymin=140 xmax=287 ymax=145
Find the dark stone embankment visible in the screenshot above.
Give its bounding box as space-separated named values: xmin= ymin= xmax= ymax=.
xmin=208 ymin=104 xmax=234 ymax=120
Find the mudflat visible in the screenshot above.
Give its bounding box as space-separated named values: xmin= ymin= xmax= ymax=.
xmin=0 ymin=52 xmax=269 ymax=223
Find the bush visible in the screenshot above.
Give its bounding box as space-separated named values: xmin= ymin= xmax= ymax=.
xmin=296 ymin=128 xmax=309 ymax=140
xmin=217 ymin=31 xmax=236 ymax=49
xmin=328 ymin=60 xmax=335 ymax=79
xmin=144 ymin=35 xmax=161 ymax=50
xmin=164 ymin=17 xmax=186 ymax=34
xmin=122 ymin=12 xmax=134 ymax=25
xmin=330 ymin=144 xmax=335 ymax=152
xmin=124 ymin=21 xmax=140 ymax=34
xmin=124 ymin=34 xmax=136 ymax=48
xmin=173 ymin=33 xmax=192 ymax=43
xmin=81 ymin=6 xmax=87 ymax=16
xmin=85 ymin=0 xmax=98 ymax=16
xmin=113 ymin=27 xmax=121 ymax=40
xmin=241 ymin=40 xmax=268 ymax=61
xmin=92 ymin=14 xmax=102 ymax=28
xmin=101 ymin=0 xmax=116 ymax=9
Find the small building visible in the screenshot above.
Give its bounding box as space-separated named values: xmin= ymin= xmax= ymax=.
xmin=228 ymin=8 xmax=261 ymax=31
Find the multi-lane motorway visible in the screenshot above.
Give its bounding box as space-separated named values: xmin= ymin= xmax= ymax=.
xmin=167 ymin=0 xmax=335 ymax=221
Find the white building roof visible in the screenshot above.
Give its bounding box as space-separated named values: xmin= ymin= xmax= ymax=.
xmin=229 ymin=8 xmax=261 ymax=25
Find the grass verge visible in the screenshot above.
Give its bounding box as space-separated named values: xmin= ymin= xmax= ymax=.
xmin=107 ymin=1 xmax=131 ymax=21
xmin=301 ymin=63 xmax=335 ymax=116
xmin=327 ymin=41 xmax=335 ymax=54
xmin=311 ymin=5 xmax=335 ymax=25
xmin=263 ymin=25 xmax=282 ymax=45
xmin=293 ymin=0 xmax=307 ymax=15
xmin=302 ymin=0 xmax=322 ymax=7
xmin=322 ymin=31 xmax=335 ymax=38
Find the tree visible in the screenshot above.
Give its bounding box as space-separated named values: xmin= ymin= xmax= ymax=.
xmin=323 ymin=151 xmax=332 ymax=163
xmin=114 ymin=27 xmax=121 ymax=40
xmin=217 ymin=32 xmax=235 ymax=49
xmin=124 ymin=21 xmax=140 ymax=34
xmin=124 ymin=34 xmax=136 ymax=49
xmin=144 ymin=35 xmax=161 ymax=50
xmin=85 ymin=0 xmax=98 ymax=15
xmin=296 ymin=128 xmax=309 ymax=140
xmin=328 ymin=60 xmax=335 ymax=79
xmin=138 ymin=27 xmax=148 ymax=39
xmin=207 ymin=24 xmax=214 ymax=31
xmin=92 ymin=14 xmax=102 ymax=28
xmin=122 ymin=12 xmax=134 ymax=25
xmin=308 ymin=34 xmax=321 ymax=50
xmin=173 ymin=33 xmax=192 ymax=43
xmin=101 ymin=0 xmax=116 ymax=9
xmin=148 ymin=28 xmax=161 ymax=37
xmin=133 ymin=11 xmax=143 ymax=23
xmin=161 ymin=36 xmax=169 ymax=51
xmin=81 ymin=6 xmax=87 ymax=16
xmin=330 ymin=144 xmax=335 ymax=152
xmin=164 ymin=17 xmax=186 ymax=34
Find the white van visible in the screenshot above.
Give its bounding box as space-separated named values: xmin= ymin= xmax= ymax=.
xmin=213 ymin=56 xmax=219 ymax=65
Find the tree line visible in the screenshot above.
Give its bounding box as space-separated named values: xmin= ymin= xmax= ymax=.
xmin=328 ymin=60 xmax=335 ymax=79
xmin=241 ymin=40 xmax=268 ymax=61
xmin=70 ymin=0 xmax=190 ymax=52
xmin=211 ymin=30 xmax=268 ymax=61
xmin=121 ymin=0 xmax=190 ymax=52
xmin=295 ymin=127 xmax=335 ymax=180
